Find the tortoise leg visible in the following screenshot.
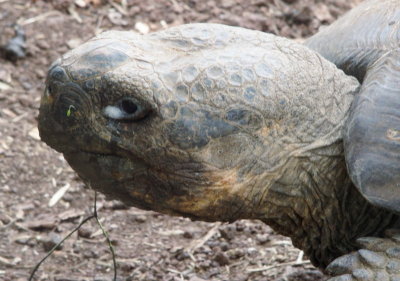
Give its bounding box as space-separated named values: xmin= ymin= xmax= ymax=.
xmin=326 ymin=229 xmax=400 ymax=281
xmin=343 ymin=50 xmax=400 ymax=214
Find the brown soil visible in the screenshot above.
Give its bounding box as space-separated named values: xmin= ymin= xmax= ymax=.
xmin=0 ymin=0 xmax=362 ymax=280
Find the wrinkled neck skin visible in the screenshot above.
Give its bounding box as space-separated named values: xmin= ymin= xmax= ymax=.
xmin=254 ymin=142 xmax=399 ymax=268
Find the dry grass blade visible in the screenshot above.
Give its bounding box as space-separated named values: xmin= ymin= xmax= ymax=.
xmin=247 ymin=260 xmax=311 ymax=273
xmin=0 ymin=256 xmax=14 ymax=266
xmin=48 ymin=183 xmax=71 ymax=207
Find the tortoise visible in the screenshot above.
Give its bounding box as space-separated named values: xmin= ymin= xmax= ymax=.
xmin=38 ymin=0 xmax=400 ymax=279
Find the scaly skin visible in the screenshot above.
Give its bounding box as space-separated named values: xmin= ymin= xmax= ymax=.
xmin=38 ymin=23 xmax=400 ymax=277
xmin=306 ymin=0 xmax=400 ymax=279
xmin=306 ymin=0 xmax=400 ymax=214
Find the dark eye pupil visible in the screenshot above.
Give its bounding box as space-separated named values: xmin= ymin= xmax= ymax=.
xmin=120 ymin=99 xmax=138 ymax=114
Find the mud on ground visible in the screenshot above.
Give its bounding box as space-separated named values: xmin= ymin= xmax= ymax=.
xmin=0 ymin=0 xmax=362 ymax=280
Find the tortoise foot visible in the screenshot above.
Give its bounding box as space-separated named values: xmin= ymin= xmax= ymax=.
xmin=326 ymin=229 xmax=400 ymax=281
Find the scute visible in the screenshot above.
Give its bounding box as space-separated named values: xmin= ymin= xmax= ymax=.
xmin=68 ymin=47 xmax=130 ymax=81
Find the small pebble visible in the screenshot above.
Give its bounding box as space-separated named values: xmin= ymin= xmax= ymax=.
xmin=183 ymin=231 xmax=193 ymax=239
xmin=134 ymin=215 xmax=147 ymax=223
xmin=214 ymin=251 xmax=230 ymax=266
xmin=78 ymin=226 xmax=92 ymax=238
xmin=198 ymin=260 xmax=212 ymax=269
xmin=219 ymin=226 xmax=235 ymax=240
xmin=256 ymin=234 xmax=270 ymax=244
xmin=82 ymin=249 xmax=99 ymax=259
xmin=247 ymin=247 xmax=258 ymax=257
xmin=15 ymin=235 xmax=36 ymax=246
xmin=36 ymin=40 xmax=50 ymax=50
xmin=41 ymin=232 xmax=63 ymax=252
xmin=189 ymin=276 xmax=207 ymax=281
xmin=227 ymin=248 xmax=245 ymax=259
xmin=220 ymin=241 xmax=230 ymax=251
xmin=235 ymin=221 xmax=246 ymax=232
xmin=175 ymin=250 xmax=190 ymax=261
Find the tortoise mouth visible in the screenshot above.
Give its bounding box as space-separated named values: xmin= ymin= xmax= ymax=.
xmin=79 ymin=149 xmax=117 ymax=158
xmin=63 ymin=149 xmax=146 ymax=181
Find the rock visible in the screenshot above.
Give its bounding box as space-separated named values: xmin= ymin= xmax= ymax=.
xmin=183 ymin=231 xmax=193 ymax=239
xmin=219 ymin=241 xmax=230 ymax=251
xmin=219 ymin=225 xmax=235 ymax=240
xmin=36 ymin=40 xmax=50 ymax=50
xmin=247 ymin=247 xmax=258 ymax=257
xmin=175 ymin=250 xmax=190 ymax=261
xmin=25 ymin=216 xmax=57 ymax=231
xmin=58 ymin=209 xmax=84 ymax=222
xmin=14 ymin=235 xmax=36 ymax=246
xmin=0 ymin=213 xmax=11 ymax=224
xmin=235 ymin=221 xmax=246 ymax=232
xmin=133 ymin=215 xmax=147 ymax=223
xmin=1 ymin=25 xmax=26 ymax=62
xmin=0 ymin=68 xmax=12 ymax=84
xmin=82 ymin=249 xmax=99 ymax=259
xmin=198 ymin=259 xmax=212 ymax=269
xmin=214 ymin=251 xmax=230 ymax=266
xmin=66 ymin=38 xmax=83 ymax=49
xmin=227 ymin=248 xmax=245 ymax=259
xmin=256 ymin=233 xmax=270 ymax=244
xmin=189 ymin=276 xmax=207 ymax=281
xmin=78 ymin=226 xmax=93 ymax=238
xmin=221 ymin=0 xmax=236 ymax=8
xmin=104 ymin=200 xmax=127 ymax=210
xmin=292 ymin=7 xmax=313 ymax=24
xmin=134 ymin=22 xmax=150 ymax=34
xmin=41 ymin=232 xmax=63 ymax=252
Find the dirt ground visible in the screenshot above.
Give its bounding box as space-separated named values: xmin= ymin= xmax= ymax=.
xmin=0 ymin=0 xmax=363 ymax=280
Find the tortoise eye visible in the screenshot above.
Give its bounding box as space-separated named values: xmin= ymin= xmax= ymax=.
xmin=103 ymin=98 xmax=149 ymax=122
xmin=120 ymin=99 xmax=138 ymax=114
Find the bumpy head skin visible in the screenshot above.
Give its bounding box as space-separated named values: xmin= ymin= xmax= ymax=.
xmin=306 ymin=0 xmax=400 ymax=214
xmin=39 ymin=24 xmax=360 ymax=222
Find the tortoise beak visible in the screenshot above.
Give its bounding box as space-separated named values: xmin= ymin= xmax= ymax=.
xmin=38 ymin=65 xmax=88 ymax=154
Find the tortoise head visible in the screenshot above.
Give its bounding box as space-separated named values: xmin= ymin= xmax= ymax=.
xmin=38 ymin=24 xmax=359 ymax=222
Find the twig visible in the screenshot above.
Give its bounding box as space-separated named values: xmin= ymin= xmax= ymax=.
xmin=108 ymin=0 xmax=128 ymax=16
xmin=28 ymin=214 xmax=95 ymax=280
xmin=93 ymin=192 xmax=117 ymax=281
xmin=296 ymin=250 xmax=304 ymax=263
xmin=28 ymin=191 xmax=118 ymax=281
xmin=247 ymin=260 xmax=311 ymax=273
xmin=67 ymin=5 xmax=82 ymax=23
xmin=48 ymin=183 xmax=71 ymax=207
xmin=17 ymin=11 xmax=61 ymax=26
xmin=185 ymin=222 xmax=221 ymax=253
xmin=167 ymin=268 xmax=184 ymax=281
xmin=0 ymin=256 xmax=14 ymax=266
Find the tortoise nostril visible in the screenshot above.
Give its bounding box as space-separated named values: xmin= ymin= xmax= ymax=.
xmin=120 ymin=99 xmax=138 ymax=114
xmin=49 ymin=65 xmax=69 ymax=82
xmin=47 ymin=84 xmax=54 ymax=96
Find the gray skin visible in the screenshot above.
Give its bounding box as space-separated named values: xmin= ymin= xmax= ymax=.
xmin=38 ymin=1 xmax=400 ymax=280
xmin=306 ymin=0 xmax=400 ymax=215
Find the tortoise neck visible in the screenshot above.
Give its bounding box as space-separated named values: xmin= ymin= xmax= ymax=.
xmin=256 ymin=150 xmax=399 ymax=269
